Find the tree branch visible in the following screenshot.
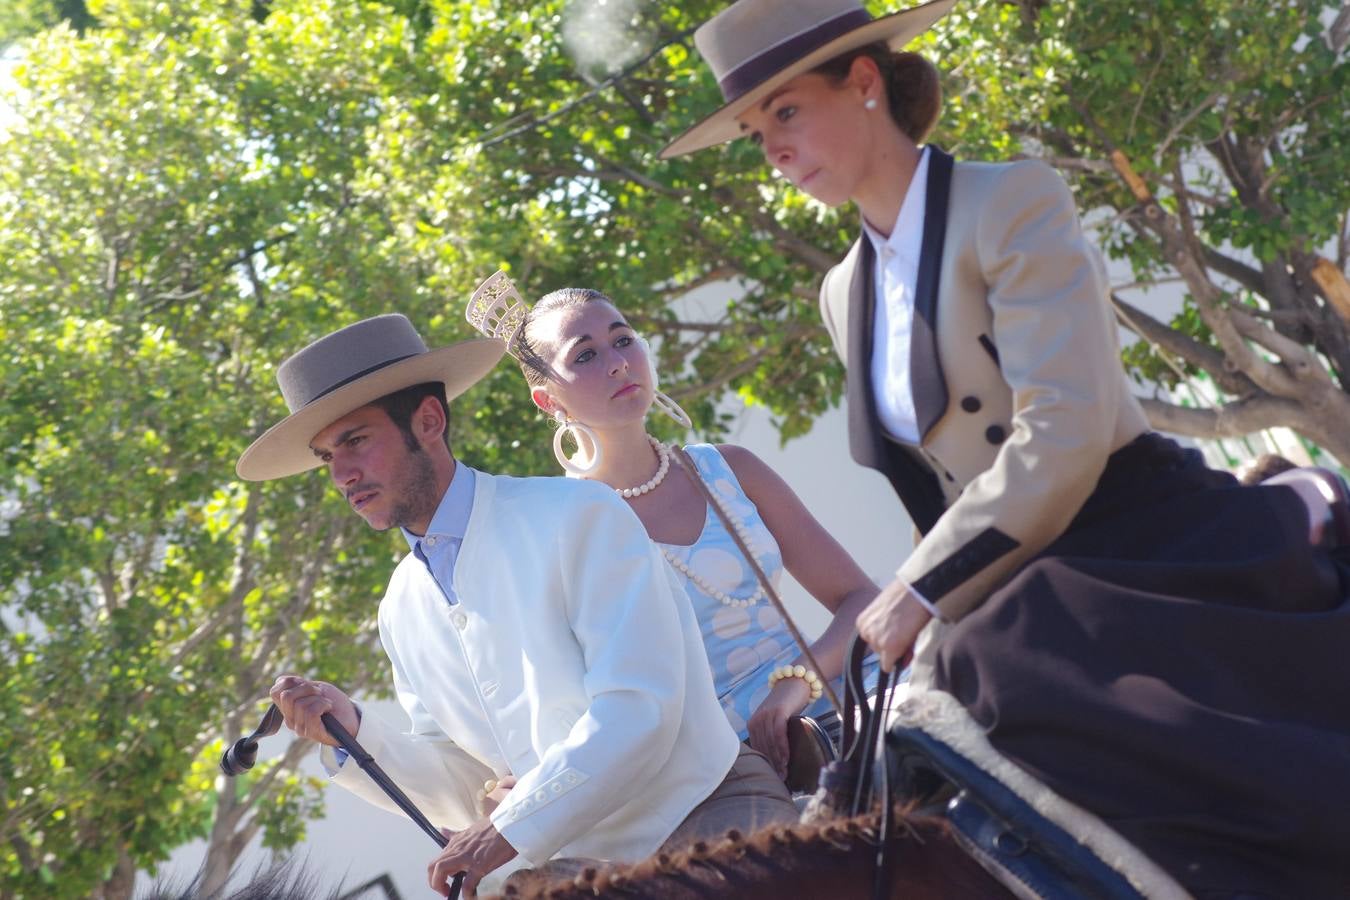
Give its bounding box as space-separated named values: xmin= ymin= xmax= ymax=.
xmin=1011 ymin=153 xmax=1114 ymax=174
xmin=1201 ymin=245 xmax=1266 ymax=296
xmin=1154 ymin=89 xmax=1223 ymax=164
xmin=240 ymin=734 xmax=313 ymax=814
xmin=1228 ymin=305 xmax=1336 ymax=392
xmin=242 ymin=518 xmax=342 ymax=688
xmin=478 ymin=26 xmax=698 ymax=149
xmin=1110 ymin=293 xmax=1256 ymax=395
xmin=1110 ymin=148 xmax=1300 ymax=400
xmin=653 ymin=265 xmax=740 ymax=299
xmin=1310 ymin=257 xmax=1350 ymax=329
xmin=1328 ymin=4 xmax=1350 ymax=53
xmin=669 ymin=322 xmax=823 ymax=401
xmin=626 ymin=314 xmax=736 ymax=335
xmin=1138 ymin=394 xmax=1303 ymax=439
xmin=750 ymin=210 xmax=838 ymax=274
xmin=590 ymin=154 xmax=679 ymax=196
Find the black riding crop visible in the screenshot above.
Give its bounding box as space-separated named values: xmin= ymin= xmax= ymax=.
xmin=221 ymin=703 xmax=466 ymax=900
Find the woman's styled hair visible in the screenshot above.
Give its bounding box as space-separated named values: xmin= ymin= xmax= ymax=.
xmin=516 ymin=287 xmax=616 ymax=387
xmin=814 ymin=43 xmax=942 ymax=144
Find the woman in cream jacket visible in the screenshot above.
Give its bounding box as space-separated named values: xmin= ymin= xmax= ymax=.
xmin=662 ymin=0 xmax=1350 ymax=894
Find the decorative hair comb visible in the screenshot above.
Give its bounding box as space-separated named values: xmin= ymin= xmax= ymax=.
xmin=465 ymin=269 xmax=556 ymax=381
xmin=465 ymin=270 xmax=530 ymax=358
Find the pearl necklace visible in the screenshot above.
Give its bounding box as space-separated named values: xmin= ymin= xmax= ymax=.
xmin=661 ymin=469 xmax=766 ymax=609
xmin=614 ymin=434 xmax=670 ymax=498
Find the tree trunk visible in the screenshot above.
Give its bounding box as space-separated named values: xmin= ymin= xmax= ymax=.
xmin=93 ymin=850 xmax=136 ymax=900
xmin=198 ymin=786 xmax=247 ymax=897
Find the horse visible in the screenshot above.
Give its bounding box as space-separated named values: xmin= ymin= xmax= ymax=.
xmin=134 ymin=809 xmax=1007 ymax=900
xmin=488 ymin=808 xmax=1013 ymax=900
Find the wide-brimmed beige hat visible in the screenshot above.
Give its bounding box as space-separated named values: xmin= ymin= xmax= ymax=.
xmin=236 ymin=314 xmax=505 ymax=482
xmin=660 ymin=0 xmax=956 ymax=159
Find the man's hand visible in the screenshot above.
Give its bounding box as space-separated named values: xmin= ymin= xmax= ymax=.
xmin=268 ymin=675 xmax=359 ymax=747
xmin=746 ymin=675 xmax=812 ymax=780
xmin=856 ymin=577 xmax=933 ymax=672
xmin=428 ymin=818 xmax=518 ymax=898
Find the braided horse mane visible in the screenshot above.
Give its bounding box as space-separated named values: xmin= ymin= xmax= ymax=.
xmin=490 ymin=807 xmax=1013 ymax=900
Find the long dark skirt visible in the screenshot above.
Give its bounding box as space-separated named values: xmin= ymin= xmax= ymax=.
xmin=932 ymin=434 xmax=1350 ymax=899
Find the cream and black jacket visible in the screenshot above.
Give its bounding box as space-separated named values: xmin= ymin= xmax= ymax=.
xmin=820 ymin=147 xmax=1150 ymax=621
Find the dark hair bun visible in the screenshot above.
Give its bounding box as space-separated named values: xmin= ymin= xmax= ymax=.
xmin=813 ymin=43 xmax=942 ymax=143
xmin=886 ymin=51 xmax=941 ymax=143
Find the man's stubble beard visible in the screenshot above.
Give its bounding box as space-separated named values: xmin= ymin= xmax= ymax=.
xmin=384 ymin=444 xmax=441 ymax=532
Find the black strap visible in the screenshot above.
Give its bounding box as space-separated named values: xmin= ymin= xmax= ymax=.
xmin=837 ymin=634 xmax=894 ymax=817
xmin=835 ymin=635 xmax=898 ymax=900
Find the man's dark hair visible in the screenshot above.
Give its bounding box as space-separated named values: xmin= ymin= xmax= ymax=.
xmin=372 ymin=382 xmax=450 ymax=451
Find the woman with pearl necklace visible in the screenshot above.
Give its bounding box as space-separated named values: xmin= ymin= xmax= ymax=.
xmin=468 ymin=277 xmax=880 ymax=783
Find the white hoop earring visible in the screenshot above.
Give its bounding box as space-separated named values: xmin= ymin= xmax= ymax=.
xmin=652 ymin=390 xmax=693 ymax=430
xmin=635 ymin=334 xmax=693 ymax=430
xmin=864 ymin=98 xmax=878 ymax=110
xmin=635 ymin=335 xmax=661 ymax=389
xmin=552 ymin=413 xmax=602 ymax=476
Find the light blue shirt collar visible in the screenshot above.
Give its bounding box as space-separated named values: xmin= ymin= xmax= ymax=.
xmin=402 ymin=459 xmax=475 ymax=551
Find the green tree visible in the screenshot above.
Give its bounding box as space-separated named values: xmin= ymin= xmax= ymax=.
xmin=419 ymin=0 xmax=1350 ymax=460
xmin=0 ymin=1 xmax=95 ymax=46
xmin=2 ymin=0 xmax=1347 ymax=897
xmin=0 ymin=1 xmax=546 ymax=896
xmin=934 ymin=0 xmax=1350 ymax=464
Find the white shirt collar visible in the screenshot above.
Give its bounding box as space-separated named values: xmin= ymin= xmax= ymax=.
xmin=862 ymin=145 xmax=930 ymax=264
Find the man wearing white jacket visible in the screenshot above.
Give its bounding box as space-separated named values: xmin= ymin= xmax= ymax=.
xmin=236 ymin=314 xmax=796 ymax=897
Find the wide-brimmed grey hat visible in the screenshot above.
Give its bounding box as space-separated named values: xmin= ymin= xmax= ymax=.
xmin=236 ymin=315 xmax=505 ymax=482
xmin=660 ymin=0 xmax=956 ymax=159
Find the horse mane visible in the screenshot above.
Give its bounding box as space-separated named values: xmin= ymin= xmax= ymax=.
xmin=138 ymin=858 xmax=342 ymax=900
xmin=493 ymin=807 xmax=1011 ymax=900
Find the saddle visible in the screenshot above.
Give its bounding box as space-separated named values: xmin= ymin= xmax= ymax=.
xmin=888 ymin=691 xmax=1187 ymax=900
xmin=805 ymin=637 xmax=1188 ymax=900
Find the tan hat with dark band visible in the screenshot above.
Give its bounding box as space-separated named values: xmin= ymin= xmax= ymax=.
xmin=660 ymin=0 xmax=956 ymax=159
xmin=236 ymin=315 xmax=504 ymax=482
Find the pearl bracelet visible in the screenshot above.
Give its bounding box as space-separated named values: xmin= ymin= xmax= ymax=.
xmin=767 ymin=664 xmax=824 ymax=701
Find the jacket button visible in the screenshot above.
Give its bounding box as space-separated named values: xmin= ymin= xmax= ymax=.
xmin=985 ymin=425 xmax=1007 ymax=445
xmin=452 ymin=611 xmax=468 ymax=630
xmin=961 ymin=396 xmax=981 ymax=413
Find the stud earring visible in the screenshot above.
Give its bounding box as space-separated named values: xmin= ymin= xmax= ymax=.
xmin=864 ymin=98 xmax=878 ymax=110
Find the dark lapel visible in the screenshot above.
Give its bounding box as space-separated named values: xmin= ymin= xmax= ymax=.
xmin=845 ymin=236 xmax=882 ymax=469
xmin=842 ymin=147 xmax=961 ymax=534
xmin=912 ymin=146 xmax=955 ymax=440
